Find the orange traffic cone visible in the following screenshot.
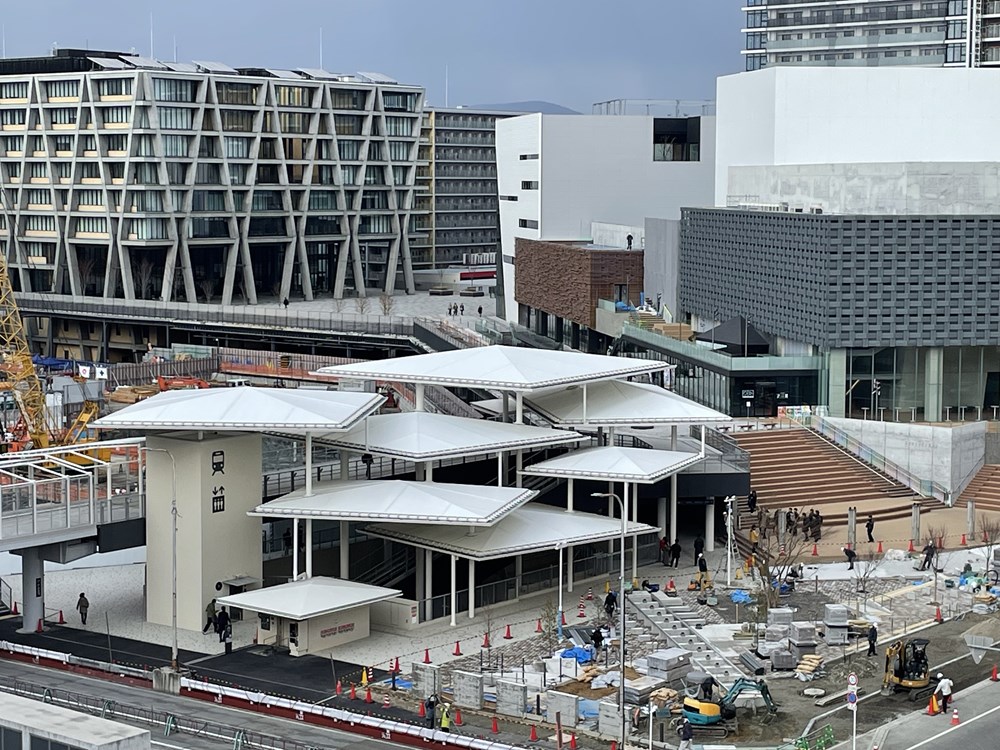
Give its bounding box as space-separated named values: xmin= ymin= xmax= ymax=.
xmin=35 ymin=619 xmax=42 ymax=633
xmin=536 ymin=618 xmax=543 ymax=633
xmin=991 ymin=664 xmax=998 ymax=682
xmin=876 ymin=540 xmax=883 ymax=553
xmin=58 ymin=610 xmax=65 ymax=625
xmin=364 ymin=687 xmax=373 ymax=704
xmin=961 ymin=533 xmax=967 ymax=545
xmin=10 ymin=601 xmax=17 ymax=615
xmin=423 ymin=648 xmax=431 ymax=664
xmin=350 ymin=683 xmax=357 ymax=700
xmin=336 ymin=680 xmax=342 ymax=696
xmin=570 ymin=733 xmax=578 ymax=750
xmin=935 ymin=606 xmax=943 ymax=623
xmin=453 ymin=640 xmax=463 ymax=656
xmin=928 ymin=694 xmax=938 ymax=715
xmin=908 ymin=539 xmax=915 ymax=552
xmin=611 ymin=742 xmax=618 ymax=750
xmin=419 ymin=700 xmax=426 ymax=718
xmin=951 ymin=708 xmax=960 ymax=725
xmin=392 ymin=656 xmax=400 ymax=673
xmin=586 ymin=587 xmax=593 ymax=601
xmin=529 ymin=725 xmax=538 ymax=742
xmin=491 ymin=716 xmax=499 ymax=734
xmin=503 ymin=624 xmax=513 ymax=640
xmin=382 ymin=694 xmax=390 ymax=708
xmin=561 ymin=611 xmax=567 ymax=626
xmin=454 ymin=708 xmax=463 ymax=726
xmin=811 ymin=543 xmax=818 ymax=556
xmin=482 ymin=632 xmax=491 ymax=649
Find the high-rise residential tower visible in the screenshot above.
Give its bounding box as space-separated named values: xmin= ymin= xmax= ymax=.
xmin=742 ymin=1 xmax=1000 ymax=70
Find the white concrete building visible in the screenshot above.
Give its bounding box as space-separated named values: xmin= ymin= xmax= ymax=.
xmin=495 ymin=114 xmax=716 ymax=323
xmin=715 ymin=66 xmax=1000 ymax=209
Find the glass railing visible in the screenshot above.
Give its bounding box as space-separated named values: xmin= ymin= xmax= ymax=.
xmin=622 ymin=323 xmax=823 ymax=372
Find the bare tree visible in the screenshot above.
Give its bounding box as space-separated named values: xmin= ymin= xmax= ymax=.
xmin=76 ymin=256 xmax=96 ymax=296
xmin=332 ymin=295 xmax=346 ymax=314
xmin=925 ymin=524 xmax=947 ymax=606
xmin=198 ymin=278 xmax=215 ymax=303
xmin=538 ymin=598 xmax=559 ymax=658
xmin=978 ymin=513 xmax=1000 ymax=572
xmin=354 ymin=295 xmax=371 ymax=315
xmin=749 ymin=525 xmax=812 ymax=608
xmin=378 ymin=292 xmax=395 ymax=316
xmin=133 ymin=257 xmax=156 ymax=300
xmin=853 ymin=551 xmax=885 ymax=615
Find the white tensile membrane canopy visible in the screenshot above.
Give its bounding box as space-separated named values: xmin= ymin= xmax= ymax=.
xmin=314 ymin=345 xmax=667 ymax=391
xmin=280 ymin=411 xmax=583 ymax=460
xmin=520 ymin=445 xmax=703 ymax=483
xmin=251 ymin=480 xmax=537 ymax=525
xmin=365 ymin=504 xmax=658 ymax=560
xmin=216 ymin=577 xmax=401 ymax=620
xmin=92 ymin=387 xmax=384 ymax=431
xmin=492 ymin=379 xmax=732 ymax=426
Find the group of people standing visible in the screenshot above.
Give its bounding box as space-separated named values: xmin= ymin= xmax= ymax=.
xmin=203 ymin=599 xmax=234 ymax=653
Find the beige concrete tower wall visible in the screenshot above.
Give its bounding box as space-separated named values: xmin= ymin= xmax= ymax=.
xmin=146 ymin=433 xmax=263 ymax=631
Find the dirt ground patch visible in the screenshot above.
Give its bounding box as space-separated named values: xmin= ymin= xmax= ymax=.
xmin=553 ymin=666 xmax=642 ymax=698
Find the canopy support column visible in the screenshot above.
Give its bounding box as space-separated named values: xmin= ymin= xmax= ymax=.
xmin=607 ymin=484 xmax=615 ymax=556
xmin=496 ymin=452 xmax=503 ymax=487
xmin=705 ymin=501 xmax=716 ymax=552
xmin=515 ymin=555 xmax=522 ymax=598
xmin=339 ymin=451 xmax=349 ymax=481
xmin=670 ymin=477 xmax=678 ymax=548
xmin=515 ymin=451 xmax=523 ymax=488
xmin=557 ymin=545 xmax=564 ymax=639
xmin=305 ymin=518 xmax=313 ymax=579
xmin=566 ymin=478 xmax=574 ymax=511
xmin=424 ymin=549 xmax=433 ymax=622
xmin=515 ymin=392 xmax=524 ymax=424
xmin=292 ymin=518 xmax=299 ymax=581
xmin=501 ymin=392 xmax=509 ymax=423
xmin=305 ymin=433 xmax=313 ymax=497
xmin=415 ymin=384 xmax=425 ymax=412
xmin=657 ymin=495 xmax=667 ymax=539
xmin=567 ymin=545 xmax=575 ymax=593
xmin=449 ymin=554 xmax=457 ymax=627
xmin=631 ymin=482 xmax=638 ymax=583
xmin=425 ymin=461 xmax=433 ymax=481
xmin=468 ymin=559 xmax=476 ymax=619
xmin=339 ymin=520 xmax=349 ymax=577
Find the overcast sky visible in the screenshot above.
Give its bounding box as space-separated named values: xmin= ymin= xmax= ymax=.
xmin=3 ymin=0 xmax=744 ymax=112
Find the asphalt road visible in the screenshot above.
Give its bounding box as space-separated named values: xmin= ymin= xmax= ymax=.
xmin=0 ymin=658 xmax=395 ymax=750
xmin=879 ymin=677 xmax=1000 ymax=750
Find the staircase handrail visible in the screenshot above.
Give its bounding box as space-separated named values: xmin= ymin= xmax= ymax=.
xmin=690 ymin=425 xmax=751 ymax=471
xmin=793 ymin=415 xmax=952 ymax=505
xmin=0 ymin=578 xmax=10 ymax=612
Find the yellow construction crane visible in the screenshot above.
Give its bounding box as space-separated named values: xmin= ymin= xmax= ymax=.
xmin=0 ymin=249 xmax=53 ymax=449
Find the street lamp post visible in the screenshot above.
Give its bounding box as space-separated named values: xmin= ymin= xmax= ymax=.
xmin=724 ymin=495 xmax=735 ymax=587
xmin=556 ymin=541 xmax=565 ymax=640
xmin=146 ymin=447 xmax=178 ymax=671
xmin=592 ymin=491 xmax=627 ymax=750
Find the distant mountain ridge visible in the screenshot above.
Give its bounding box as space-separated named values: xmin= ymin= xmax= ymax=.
xmin=466 ymin=100 xmax=580 ymax=115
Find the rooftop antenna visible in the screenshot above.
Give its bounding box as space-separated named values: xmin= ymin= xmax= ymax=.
xmin=445 ymin=65 xmax=449 ymax=108
xmin=319 ymin=27 xmax=323 ymax=69
xmin=149 ymin=11 xmax=154 ymax=58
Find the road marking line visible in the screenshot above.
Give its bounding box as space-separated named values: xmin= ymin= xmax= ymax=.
xmin=905 ymin=701 xmax=1000 ymax=749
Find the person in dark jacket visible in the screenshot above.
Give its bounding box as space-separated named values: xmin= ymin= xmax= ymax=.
xmin=215 ymin=607 xmax=231 ymax=643
xmin=669 ymin=540 xmax=682 ymax=568
xmin=865 ymin=515 xmax=876 ymax=544
xmin=677 ymin=716 xmax=694 ymax=750
xmin=591 ymin=628 xmax=604 ymax=652
xmin=603 ymin=591 xmax=617 ymax=620
xmin=747 ymin=489 xmax=758 ymax=513
xmin=867 ymin=623 xmax=878 ymax=656
xmin=843 ymin=546 xmax=857 ymax=570
xmin=693 ymin=535 xmax=705 ymax=564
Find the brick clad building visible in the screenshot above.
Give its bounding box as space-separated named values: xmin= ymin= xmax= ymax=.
xmin=514 ymin=238 xmax=643 ymax=351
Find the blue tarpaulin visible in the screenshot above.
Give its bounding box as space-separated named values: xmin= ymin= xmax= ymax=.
xmin=561 ymin=646 xmax=594 ymax=664
xmin=730 ymin=590 xmax=752 ymax=604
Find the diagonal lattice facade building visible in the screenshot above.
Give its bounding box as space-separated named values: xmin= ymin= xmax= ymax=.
xmin=0 ymin=49 xmax=424 ymax=303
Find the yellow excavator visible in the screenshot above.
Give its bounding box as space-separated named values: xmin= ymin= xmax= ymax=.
xmin=0 ymin=249 xmax=102 ymax=457
xmin=882 ymin=638 xmax=935 ymax=701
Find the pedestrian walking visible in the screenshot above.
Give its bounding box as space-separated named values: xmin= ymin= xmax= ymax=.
xmin=749 ymin=525 xmax=760 ymax=553
xmin=865 ymin=515 xmax=875 ymax=544
xmin=669 ymin=539 xmax=682 ymax=568
xmin=920 ymin=541 xmax=936 ymax=571
xmin=76 ymin=592 xmax=89 ymax=625
xmin=867 ymin=623 xmax=878 ymax=656
xmin=747 ymin=489 xmax=758 ymax=513
xmin=676 ymin=716 xmax=694 ymax=750
xmin=477 ymin=305 xmax=483 ymax=317
xmin=224 ymin=623 xmax=233 ymax=654
xmin=626 ymin=233 xmax=634 ymax=250
xmin=203 ymin=599 xmax=217 ymax=634
xmin=696 ymin=553 xmax=709 ymax=588
xmin=603 ymin=590 xmax=617 ymax=620
xmin=282 ymin=297 xmax=289 ymax=309
xmin=842 ymin=546 xmax=857 ymax=570
xmin=658 ymin=536 xmax=667 ymax=564
xmin=215 ymin=606 xmax=230 ymax=643
xmin=362 ymin=452 xmax=374 ymax=479
xmin=693 ymin=534 xmax=705 ymax=564
xmin=459 ymin=304 xmax=465 ymax=315
xmin=934 ymin=673 xmax=954 ymax=713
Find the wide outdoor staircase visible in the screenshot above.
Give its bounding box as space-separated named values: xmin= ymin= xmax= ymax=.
xmin=732 ymin=428 xmax=936 ymax=526
xmin=958 ymin=464 xmax=1000 ymax=512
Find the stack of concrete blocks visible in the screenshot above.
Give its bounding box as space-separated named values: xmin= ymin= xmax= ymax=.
xmin=624 ymin=674 xmax=667 ymax=704
xmin=646 ymin=648 xmax=691 ymax=687
xmin=410 ymin=662 xmax=441 ymax=699
xmin=788 ymin=621 xmax=819 ymax=663
xmin=496 ymin=679 xmax=528 ymax=718
xmin=452 ymin=670 xmax=484 ymax=709
xmin=757 ymin=607 xmax=793 ymax=663
xmin=598 ymin=700 xmax=623 ymax=737
xmin=547 ymin=691 xmax=581 ymax=728
xmin=822 ymin=604 xmax=850 ymax=645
